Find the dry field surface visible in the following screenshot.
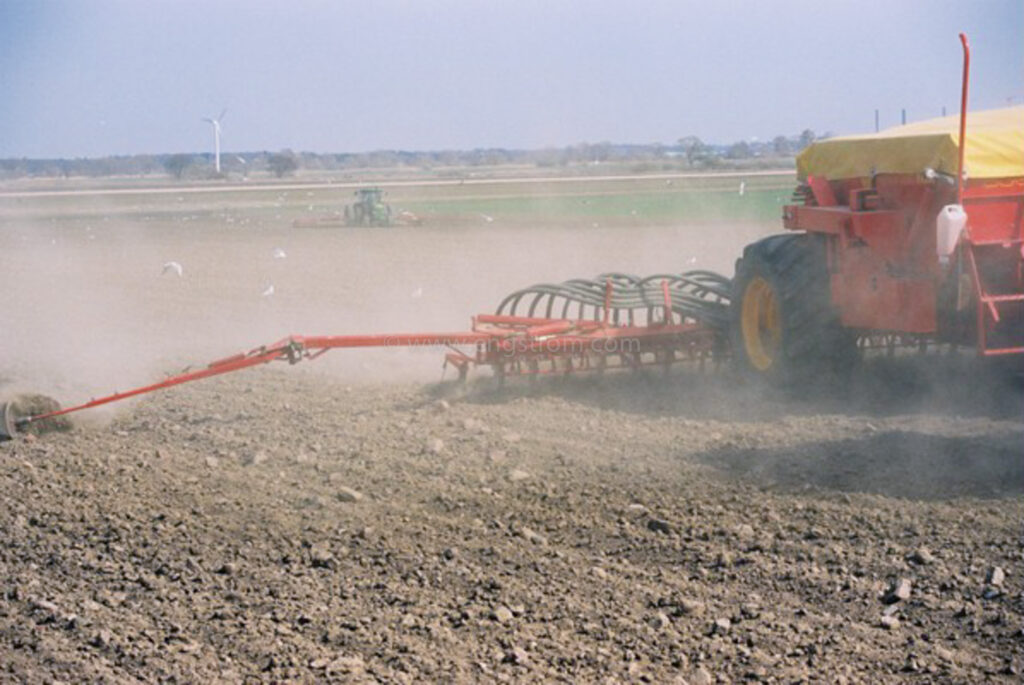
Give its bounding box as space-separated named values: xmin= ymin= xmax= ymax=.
xmin=1 ymin=178 xmax=1021 ymax=683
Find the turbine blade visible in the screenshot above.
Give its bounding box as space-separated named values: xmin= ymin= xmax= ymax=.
xmin=218 ymin=109 xmax=227 ymax=122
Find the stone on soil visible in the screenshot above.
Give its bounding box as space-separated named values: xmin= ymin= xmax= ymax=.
xmin=336 ymin=486 xmax=363 ymax=502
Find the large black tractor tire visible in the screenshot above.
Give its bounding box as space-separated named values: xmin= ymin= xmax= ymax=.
xmin=730 ymin=233 xmax=857 ymax=385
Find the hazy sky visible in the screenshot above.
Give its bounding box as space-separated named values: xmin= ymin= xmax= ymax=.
xmin=1 ymin=0 xmax=1021 ymax=158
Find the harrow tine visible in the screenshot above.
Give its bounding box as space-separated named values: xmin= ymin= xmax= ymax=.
xmin=494 ymin=270 xmax=731 ymax=331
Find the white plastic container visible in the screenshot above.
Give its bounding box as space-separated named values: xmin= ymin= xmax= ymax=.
xmin=936 ymin=204 xmax=967 ymax=263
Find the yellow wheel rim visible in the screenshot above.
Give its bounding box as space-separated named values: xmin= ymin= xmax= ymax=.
xmin=741 ymin=276 xmax=781 ymax=371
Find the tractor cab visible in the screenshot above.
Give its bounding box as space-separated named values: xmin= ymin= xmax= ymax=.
xmin=344 ymin=187 xmax=393 ymax=227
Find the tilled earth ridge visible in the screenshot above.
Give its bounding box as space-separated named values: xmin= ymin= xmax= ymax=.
xmin=0 ymin=363 xmax=1022 ymax=683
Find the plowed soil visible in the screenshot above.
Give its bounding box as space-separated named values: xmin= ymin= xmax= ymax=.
xmin=1 ymin=194 xmax=1022 ymax=682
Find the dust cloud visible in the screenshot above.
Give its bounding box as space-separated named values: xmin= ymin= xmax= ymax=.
xmin=1 ymin=196 xmax=773 ymax=423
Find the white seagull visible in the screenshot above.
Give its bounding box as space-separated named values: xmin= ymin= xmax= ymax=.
xmin=261 ymin=284 xmax=275 ymax=297
xmin=161 ymin=261 xmax=183 ymax=277
xmin=272 ymin=247 xmax=287 ymax=259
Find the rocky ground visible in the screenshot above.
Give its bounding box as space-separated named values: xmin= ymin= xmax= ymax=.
xmin=0 ymin=357 xmax=1021 ymax=683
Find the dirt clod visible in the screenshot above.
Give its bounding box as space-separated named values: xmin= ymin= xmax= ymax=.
xmin=8 ymin=394 xmax=71 ymax=436
xmin=689 ymin=665 xmax=714 ymax=685
xmin=884 ymin=578 xmax=913 ymax=604
xmin=880 ymin=615 xmax=901 ymax=630
xmin=647 ymin=518 xmax=673 ymax=534
xmin=909 ymin=547 xmax=935 ymax=565
xmin=491 ymin=606 xmax=514 ymax=623
xmin=503 ymin=646 xmax=529 ymax=665
xmin=649 ymin=611 xmax=671 ymax=630
xmin=507 ymin=468 xmax=531 ymax=482
xmin=336 ymin=486 xmax=364 ymax=503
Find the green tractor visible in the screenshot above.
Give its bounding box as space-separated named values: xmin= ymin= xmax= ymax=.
xmin=344 ymin=187 xmax=392 ymax=227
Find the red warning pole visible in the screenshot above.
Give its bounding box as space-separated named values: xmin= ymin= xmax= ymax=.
xmin=956 ymin=32 xmax=970 ymax=204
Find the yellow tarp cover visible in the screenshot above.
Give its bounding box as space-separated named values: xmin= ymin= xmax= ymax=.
xmin=797 ymin=105 xmax=1024 ymax=181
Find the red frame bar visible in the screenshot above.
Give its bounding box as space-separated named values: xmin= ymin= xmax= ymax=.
xmin=21 ymin=316 xmax=722 ymax=428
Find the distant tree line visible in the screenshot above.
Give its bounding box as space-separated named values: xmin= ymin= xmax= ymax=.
xmin=0 ymin=130 xmax=825 ymax=181
xmin=677 ymin=129 xmax=821 ymax=166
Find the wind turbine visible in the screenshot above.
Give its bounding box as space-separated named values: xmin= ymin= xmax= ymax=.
xmin=202 ymin=109 xmax=227 ymax=173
